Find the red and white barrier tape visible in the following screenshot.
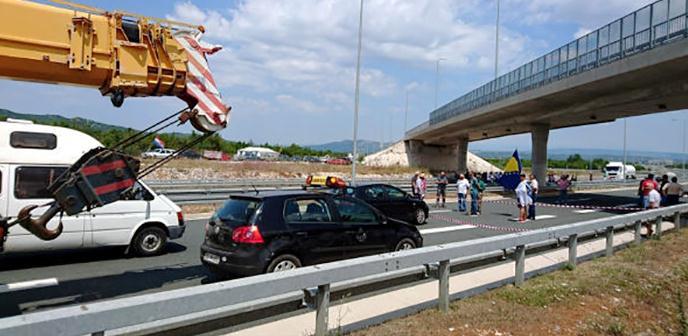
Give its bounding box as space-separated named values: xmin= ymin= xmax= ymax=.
xmin=431 ymin=214 xmax=531 ymax=233
xmin=484 ymin=199 xmax=644 ymax=211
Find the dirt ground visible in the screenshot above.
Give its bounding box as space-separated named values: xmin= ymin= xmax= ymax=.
xmin=349 ymin=230 xmax=688 ymax=336
xmin=142 ymin=159 xmax=420 ymax=181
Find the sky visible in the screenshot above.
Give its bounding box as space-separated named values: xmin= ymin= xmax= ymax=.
xmin=2 ymin=0 xmax=685 ymax=153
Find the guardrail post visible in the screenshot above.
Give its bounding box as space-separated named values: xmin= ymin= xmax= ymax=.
xmin=315 ymin=284 xmax=330 ymax=336
xmin=514 ymin=245 xmax=526 ymax=286
xmin=568 ymin=234 xmax=578 ymax=268
xmin=605 ymin=226 xmax=614 ymax=257
xmin=634 ymin=220 xmax=642 ymax=244
xmin=438 ymin=260 xmax=450 ymax=313
xmin=674 ymin=211 xmax=682 ymax=230
xmin=655 ymin=216 xmax=663 ymax=240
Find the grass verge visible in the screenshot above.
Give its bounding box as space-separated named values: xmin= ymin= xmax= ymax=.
xmin=349 ymin=230 xmax=688 ymax=336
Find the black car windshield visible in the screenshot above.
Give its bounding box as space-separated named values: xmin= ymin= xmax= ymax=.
xmin=216 ymin=198 xmax=261 ymax=224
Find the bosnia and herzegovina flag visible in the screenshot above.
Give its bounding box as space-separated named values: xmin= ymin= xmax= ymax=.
xmin=498 ymin=150 xmax=522 ymax=190
xmin=152 ymin=136 xmax=165 ymax=149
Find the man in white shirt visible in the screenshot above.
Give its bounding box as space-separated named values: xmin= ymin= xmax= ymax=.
xmin=644 ymin=188 xmax=662 ymax=237
xmin=456 ymin=174 xmax=470 ymax=213
xmin=515 ymin=173 xmax=532 ymax=223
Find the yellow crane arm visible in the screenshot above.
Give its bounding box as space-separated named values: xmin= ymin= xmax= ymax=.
xmin=0 ymin=0 xmax=230 ymax=132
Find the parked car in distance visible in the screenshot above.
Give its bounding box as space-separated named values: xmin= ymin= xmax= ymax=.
xmin=179 ymin=149 xmax=201 ymax=159
xmin=141 ymin=148 xmax=176 ymax=159
xmin=326 ymin=158 xmax=351 ymax=165
xmin=200 ymin=190 xmax=422 ymax=277
xmin=342 ymin=183 xmax=429 ymax=225
xmin=0 ymin=120 xmax=185 ymax=257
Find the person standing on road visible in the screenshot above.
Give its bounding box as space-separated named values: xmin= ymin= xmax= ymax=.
xmin=659 ymin=174 xmax=669 ymax=205
xmin=643 ymin=187 xmax=662 ymax=237
xmin=528 ymin=174 xmax=539 ymax=220
xmin=411 ymin=171 xmax=420 ymax=197
xmin=435 ymin=171 xmax=449 ymax=208
xmin=456 ymin=174 xmax=470 ymax=213
xmin=416 ymin=173 xmax=427 ymax=200
xmin=557 ymin=175 xmax=570 ymax=204
xmin=515 ymin=173 xmax=532 ymax=223
xmin=469 ymin=173 xmax=480 ymax=216
xmin=476 ymin=174 xmax=486 ymax=214
xmin=639 ymin=174 xmax=658 ymax=209
xmin=663 ymin=176 xmax=684 ymax=206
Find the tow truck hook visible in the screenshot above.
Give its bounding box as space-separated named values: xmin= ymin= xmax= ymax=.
xmin=15 ymin=203 xmax=63 ymax=241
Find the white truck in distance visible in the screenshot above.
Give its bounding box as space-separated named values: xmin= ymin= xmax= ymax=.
xmin=604 ymin=162 xmax=636 ymax=180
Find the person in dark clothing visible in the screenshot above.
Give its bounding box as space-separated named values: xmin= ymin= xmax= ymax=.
xmin=435 ymin=171 xmax=449 ymax=208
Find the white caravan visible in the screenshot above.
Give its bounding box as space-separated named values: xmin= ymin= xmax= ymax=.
xmin=0 ymin=119 xmax=185 ymax=256
xmin=603 ymin=161 xmax=636 ymax=180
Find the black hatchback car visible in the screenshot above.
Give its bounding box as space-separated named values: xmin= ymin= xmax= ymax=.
xmin=342 ymin=184 xmax=429 ymax=225
xmin=200 ymin=190 xmax=423 ymax=277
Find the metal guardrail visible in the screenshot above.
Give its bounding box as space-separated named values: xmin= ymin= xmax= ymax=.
xmin=149 ymin=178 xmax=639 ymax=205
xmin=429 ymin=0 xmax=688 ymax=125
xmin=1 ymin=203 xmax=684 ymax=336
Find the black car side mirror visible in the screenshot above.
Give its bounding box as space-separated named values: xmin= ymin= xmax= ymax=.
xmin=379 ymin=213 xmax=388 ymax=225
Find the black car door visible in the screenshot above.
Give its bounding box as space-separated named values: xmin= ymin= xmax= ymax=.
xmin=333 ymin=197 xmax=394 ymax=258
xmin=358 ymin=185 xmax=392 ymax=213
xmin=381 ymin=185 xmax=415 ymax=222
xmin=283 ymin=197 xmax=349 ymax=265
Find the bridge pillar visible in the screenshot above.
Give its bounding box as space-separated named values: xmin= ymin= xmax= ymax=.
xmin=457 ymin=137 xmax=468 ymax=173
xmin=531 ymin=124 xmax=549 ymax=182
xmin=405 ymin=140 xmax=459 ymax=171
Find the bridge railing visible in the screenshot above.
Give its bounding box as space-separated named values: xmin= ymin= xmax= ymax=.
xmin=429 ymin=0 xmax=688 ymax=125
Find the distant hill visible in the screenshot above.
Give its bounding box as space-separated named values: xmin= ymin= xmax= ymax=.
xmin=308 ymin=140 xmax=394 ymax=155
xmin=0 ymin=109 xmax=128 ymax=131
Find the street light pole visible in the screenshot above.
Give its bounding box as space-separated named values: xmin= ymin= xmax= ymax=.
xmin=434 ymin=57 xmax=446 ymax=109
xmin=494 ymin=0 xmax=500 ymax=78
xmin=351 ymin=0 xmax=364 ymax=186
xmin=622 ymin=118 xmax=627 ymax=178
xmin=404 ymin=89 xmax=409 ymax=137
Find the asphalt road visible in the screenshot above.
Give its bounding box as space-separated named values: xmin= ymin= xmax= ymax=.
xmin=0 ymin=188 xmax=644 ymax=317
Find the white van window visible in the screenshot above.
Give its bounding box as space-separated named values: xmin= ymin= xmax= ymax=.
xmin=15 ymin=166 xmax=67 ymax=199
xmin=10 ymin=131 xmax=57 ymax=150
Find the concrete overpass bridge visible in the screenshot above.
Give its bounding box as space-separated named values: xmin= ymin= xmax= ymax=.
xmin=406 ymin=0 xmax=688 ymax=180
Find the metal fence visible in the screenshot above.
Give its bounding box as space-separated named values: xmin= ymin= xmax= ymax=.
xmin=1 ymin=202 xmax=684 ymax=336
xmin=148 ymin=178 xmax=638 ymax=205
xmin=429 ymin=0 xmax=688 ymax=125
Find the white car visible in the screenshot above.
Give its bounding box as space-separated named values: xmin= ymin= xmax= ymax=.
xmin=141 ymin=148 xmax=176 ymax=159
xmin=0 ymin=120 xmax=185 ymax=256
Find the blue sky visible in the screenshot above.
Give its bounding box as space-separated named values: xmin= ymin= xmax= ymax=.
xmin=2 ymin=0 xmax=684 ymax=153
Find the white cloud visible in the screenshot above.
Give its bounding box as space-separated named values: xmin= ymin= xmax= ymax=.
xmin=508 ymin=0 xmax=655 ymax=28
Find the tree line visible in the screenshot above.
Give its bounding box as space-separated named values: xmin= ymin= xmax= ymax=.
xmin=1 ymin=115 xmax=345 ymax=157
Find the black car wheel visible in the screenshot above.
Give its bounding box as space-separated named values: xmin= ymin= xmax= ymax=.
xmin=395 ymin=238 xmax=416 ymax=251
xmin=266 ymin=254 xmax=302 ymax=273
xmin=414 ymin=208 xmax=426 ymax=225
xmin=132 ymin=226 xmax=167 ymax=257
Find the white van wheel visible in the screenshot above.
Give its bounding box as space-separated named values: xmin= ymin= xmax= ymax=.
xmin=132 ymin=226 xmax=167 ymax=257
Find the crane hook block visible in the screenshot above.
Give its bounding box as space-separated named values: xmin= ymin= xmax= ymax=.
xmin=49 ymin=148 xmax=141 ymax=216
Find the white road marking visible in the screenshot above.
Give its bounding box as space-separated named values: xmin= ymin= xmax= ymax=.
xmin=574 ymin=209 xmax=599 ymax=214
xmin=536 ymin=215 xmax=557 ymax=220
xmin=0 ymin=278 xmax=59 ymax=294
xmin=419 ymin=225 xmax=473 ymax=235
xmin=508 ymin=215 xmax=556 ymax=221
xmin=429 ymin=209 xmax=452 ymax=213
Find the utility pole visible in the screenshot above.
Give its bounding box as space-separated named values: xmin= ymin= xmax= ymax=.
xmin=622 ymin=118 xmax=627 ymax=178
xmin=404 ymin=90 xmax=409 ymax=137
xmin=351 ymin=0 xmax=364 ymax=186
xmin=494 ymin=0 xmax=500 ymax=78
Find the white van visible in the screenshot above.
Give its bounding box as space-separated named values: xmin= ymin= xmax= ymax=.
xmin=0 ymin=119 xmax=185 ymax=256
